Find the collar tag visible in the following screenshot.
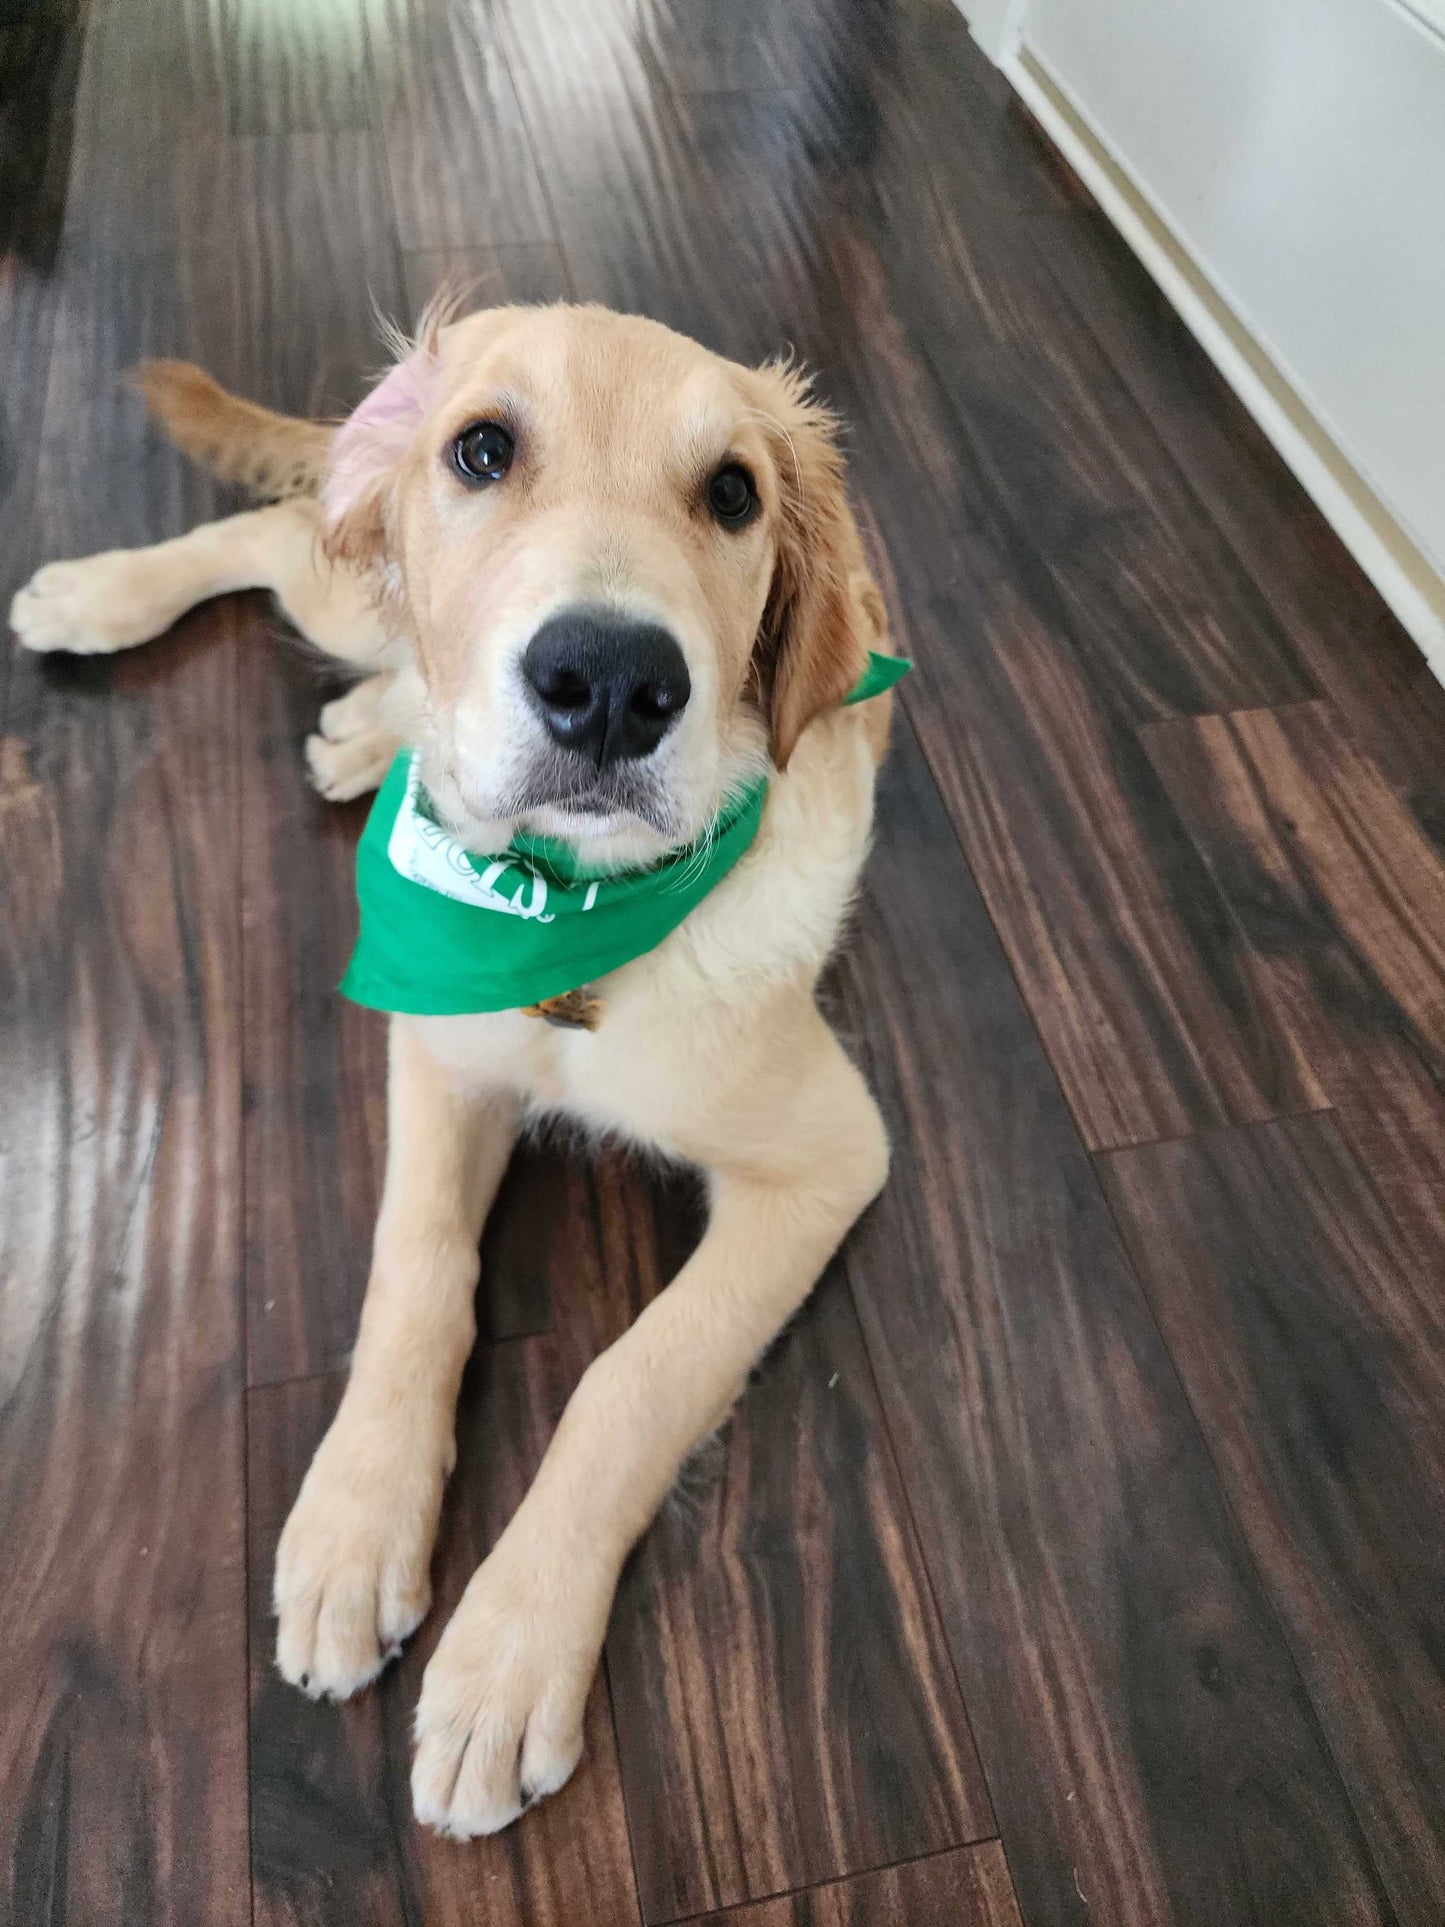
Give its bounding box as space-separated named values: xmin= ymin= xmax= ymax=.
xmin=522 ymin=986 xmax=603 ymax=1030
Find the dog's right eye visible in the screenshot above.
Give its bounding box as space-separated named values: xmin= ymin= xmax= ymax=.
xmin=451 ymin=421 xmax=515 ymax=485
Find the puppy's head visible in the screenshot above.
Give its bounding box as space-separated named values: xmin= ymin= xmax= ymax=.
xmin=322 ymin=302 xmax=874 ymax=862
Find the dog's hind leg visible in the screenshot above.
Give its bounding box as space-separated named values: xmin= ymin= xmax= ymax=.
xmin=9 ymin=497 xmax=391 ymax=667
xmin=11 ymin=497 xmax=416 ymax=798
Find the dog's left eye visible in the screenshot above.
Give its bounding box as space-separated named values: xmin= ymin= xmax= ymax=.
xmin=452 ymin=421 xmax=515 ymax=485
xmin=707 ymin=463 xmax=757 ymax=525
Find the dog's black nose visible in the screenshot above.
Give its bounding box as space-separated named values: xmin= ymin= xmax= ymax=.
xmin=521 ymin=610 xmax=691 ymax=767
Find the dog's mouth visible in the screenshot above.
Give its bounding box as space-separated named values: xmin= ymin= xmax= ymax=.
xmin=506 ymin=756 xmax=682 ymax=840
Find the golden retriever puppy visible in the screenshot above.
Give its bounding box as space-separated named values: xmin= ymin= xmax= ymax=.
xmin=10 ymin=302 xmax=898 ymax=1838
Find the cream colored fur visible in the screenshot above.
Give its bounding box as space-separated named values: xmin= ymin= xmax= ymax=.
xmin=9 ymin=307 xmax=893 ymax=1840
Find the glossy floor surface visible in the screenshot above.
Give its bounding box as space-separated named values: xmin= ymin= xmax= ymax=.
xmin=3 ymin=1 xmax=1444 ymax=1922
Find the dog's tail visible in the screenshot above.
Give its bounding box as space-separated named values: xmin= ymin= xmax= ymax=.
xmin=129 ymin=361 xmax=336 ymax=502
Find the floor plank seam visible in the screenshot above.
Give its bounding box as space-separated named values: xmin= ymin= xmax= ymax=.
xmin=233 ymin=596 xmax=259 ymax=1927
xmin=245 ymin=1318 xmax=559 ymax=1398
xmin=1087 ymin=1102 xmax=1337 ymax=1159
xmin=651 ymin=1832 xmax=1008 ymax=1927
xmin=600 ymin=1651 xmax=651 ymax=1927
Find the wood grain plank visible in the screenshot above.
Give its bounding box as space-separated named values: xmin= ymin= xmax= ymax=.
xmin=896 ymin=574 xmax=1325 ymax=1148
xmin=638 ymin=0 xmax=796 ymax=97
xmin=499 ymin=0 xmax=1055 ymax=366
xmin=247 ymin=1358 xmax=640 ymax=1927
xmin=1 ymin=242 xmax=249 ymax=1923
xmin=835 ymin=719 xmax=1394 ymax=1927
xmin=369 ymin=0 xmax=556 ymax=251
xmin=1141 ymin=700 xmax=1445 ymax=1101
xmin=607 ymin=1253 xmax=992 ymax=1924
xmin=491 ymin=0 xmax=773 ymax=360
xmin=60 ymin=0 xmax=227 ymax=256
xmin=222 ymin=131 xmax=406 ymax=419
xmin=0 ymin=264 xmax=63 ymax=726
xmin=646 ymin=0 xmax=1070 ymax=228
xmin=687 ymin=1840 xmax=1024 ymax=1927
xmin=1097 ymin=1115 xmax=1445 ymax=1921
xmin=33 ymin=249 xmax=225 ymax=557
xmin=861 ymin=143 xmax=1318 ymax=725
xmin=401 ymin=243 xmax=573 ymax=320
xmin=3 ymin=0 xmax=122 ymax=727
xmin=218 ymin=0 xmax=373 ymax=133
xmin=1334 ymin=1053 xmax=1445 ymax=1284
xmin=0 ymin=0 xmax=87 ymax=269
xmin=1032 ymin=198 xmax=1445 ymax=854
xmin=876 ymin=0 xmax=1078 ymax=222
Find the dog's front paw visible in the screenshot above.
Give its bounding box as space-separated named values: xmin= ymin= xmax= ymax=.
xmin=304 ymin=673 xmax=400 ymax=801
xmin=274 ymin=1405 xmax=449 ymax=1701
xmin=411 ymin=1534 xmax=611 ymax=1837
xmin=10 ymin=555 xmax=184 ymax=654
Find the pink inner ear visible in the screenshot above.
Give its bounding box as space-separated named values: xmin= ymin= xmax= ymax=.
xmin=323 ymin=349 xmax=438 ymax=522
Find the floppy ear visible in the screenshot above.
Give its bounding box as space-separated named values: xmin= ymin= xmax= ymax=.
xmin=319 ymin=285 xmax=480 ymax=573
xmin=319 ymin=348 xmax=441 ymax=570
xmin=747 ymin=361 xmax=874 ymax=768
xmin=319 ymin=327 xmax=454 ymax=579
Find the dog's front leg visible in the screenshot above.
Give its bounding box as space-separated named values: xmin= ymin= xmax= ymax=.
xmin=274 ymin=1018 xmax=519 ymax=1698
xmin=410 ymin=1037 xmax=889 ymax=1837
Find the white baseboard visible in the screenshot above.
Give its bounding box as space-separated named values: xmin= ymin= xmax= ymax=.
xmin=1001 ymin=47 xmax=1445 ymax=687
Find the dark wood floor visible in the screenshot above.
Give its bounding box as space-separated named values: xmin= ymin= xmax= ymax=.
xmin=3 ymin=0 xmax=1443 ymax=1921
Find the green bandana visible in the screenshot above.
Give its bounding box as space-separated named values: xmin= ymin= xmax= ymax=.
xmin=339 ymin=650 xmax=910 ymax=1018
